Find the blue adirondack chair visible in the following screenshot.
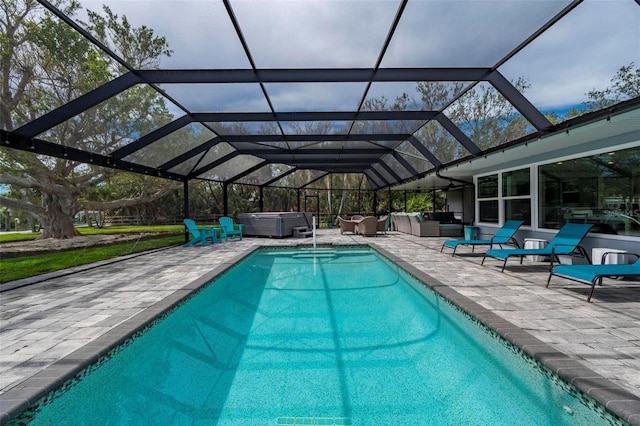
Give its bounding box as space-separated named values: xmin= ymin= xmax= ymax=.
xmin=441 ymin=220 xmax=523 ymax=257
xmin=482 ymin=223 xmax=593 ymax=272
xmin=183 ymin=218 xmax=221 ymax=247
xmin=547 ymin=253 xmax=640 ymax=302
xmin=219 ymin=216 xmax=243 ymax=240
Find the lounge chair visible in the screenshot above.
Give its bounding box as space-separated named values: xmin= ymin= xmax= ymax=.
xmin=547 ymin=254 xmax=640 ymax=302
xmin=441 ymin=220 xmax=523 ymax=257
xmin=337 ymin=216 xmax=356 ymax=234
xmin=219 ymin=216 xmax=243 ymax=240
xmin=183 ymin=218 xmax=221 ymax=247
xmin=482 ymin=223 xmax=592 ymax=272
xmin=355 ymin=216 xmax=377 ymax=236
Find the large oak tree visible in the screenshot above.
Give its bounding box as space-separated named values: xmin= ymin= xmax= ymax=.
xmin=0 ymin=0 xmax=175 ymax=238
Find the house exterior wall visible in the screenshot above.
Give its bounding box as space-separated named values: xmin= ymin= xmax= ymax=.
xmin=473 ymin=137 xmax=640 ymax=252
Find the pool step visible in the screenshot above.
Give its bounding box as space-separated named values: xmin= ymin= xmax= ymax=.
xmin=265 ymin=248 xmax=371 ymax=258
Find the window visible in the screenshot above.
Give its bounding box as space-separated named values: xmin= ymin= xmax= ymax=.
xmin=504 ymin=199 xmax=531 ymax=225
xmin=477 ymin=168 xmax=531 ymax=225
xmin=503 ymin=169 xmax=530 ymax=197
xmin=503 ymin=168 xmax=531 ymax=225
xmin=478 ymin=174 xmax=498 ymax=198
xmin=479 ymin=200 xmax=499 ymax=223
xmin=538 ymin=145 xmax=640 ymax=237
xmin=477 ymin=174 xmax=499 ymax=223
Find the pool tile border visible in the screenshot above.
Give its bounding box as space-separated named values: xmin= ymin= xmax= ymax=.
xmin=1 ymin=243 xmax=639 ymax=425
xmin=372 ymin=244 xmax=640 ymax=426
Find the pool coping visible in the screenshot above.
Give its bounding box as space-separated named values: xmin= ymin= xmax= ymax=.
xmin=1 ymin=243 xmax=639 ymax=425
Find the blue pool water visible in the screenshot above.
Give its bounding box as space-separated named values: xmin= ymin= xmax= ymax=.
xmin=12 ymin=247 xmax=621 ymax=425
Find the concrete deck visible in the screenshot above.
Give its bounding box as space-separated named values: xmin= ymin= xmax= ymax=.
xmin=1 ymin=230 xmax=639 ymax=424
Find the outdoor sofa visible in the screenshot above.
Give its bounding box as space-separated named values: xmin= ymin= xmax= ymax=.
xmin=390 ymin=212 xmax=461 ymax=237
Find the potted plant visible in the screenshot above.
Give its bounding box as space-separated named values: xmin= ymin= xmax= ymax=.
xmin=326 ymin=214 xmax=334 ymax=228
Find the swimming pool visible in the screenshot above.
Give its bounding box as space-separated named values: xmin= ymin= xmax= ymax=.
xmin=7 ymin=246 xmax=624 ymax=425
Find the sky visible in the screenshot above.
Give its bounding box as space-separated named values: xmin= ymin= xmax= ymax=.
xmin=74 ymin=0 xmax=640 ymax=119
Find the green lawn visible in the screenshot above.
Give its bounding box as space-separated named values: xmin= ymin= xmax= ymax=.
xmin=0 ymin=226 xmax=185 ymax=284
xmin=0 ymin=224 xmax=184 ymax=243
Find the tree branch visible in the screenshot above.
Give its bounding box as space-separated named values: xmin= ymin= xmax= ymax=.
xmin=0 ymin=172 xmax=77 ymax=195
xmin=0 ymin=194 xmax=44 ymax=215
xmin=78 ymin=183 xmax=181 ymax=211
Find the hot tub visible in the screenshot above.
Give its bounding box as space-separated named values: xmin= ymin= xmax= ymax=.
xmin=237 ymin=212 xmax=314 ymax=238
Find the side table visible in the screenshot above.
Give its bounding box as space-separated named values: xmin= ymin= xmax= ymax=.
xmin=592 ymin=247 xmax=629 ymax=265
xmin=524 ymin=238 xmax=548 ymax=262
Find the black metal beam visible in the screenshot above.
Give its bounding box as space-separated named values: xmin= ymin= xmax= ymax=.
xmin=195 ymin=111 xmax=437 ymax=123
xmin=377 ymin=161 xmax=402 ymax=184
xmin=365 ymin=170 xmax=386 ymax=189
xmin=222 ymin=133 xmax=411 ymax=142
xmin=297 ymin=148 xmax=390 ymax=156
xmin=1 ymin=129 xmax=184 ymax=181
xmin=183 ymin=180 xmax=189 ymax=242
xmin=298 ymin=172 xmax=330 ymax=190
xmin=327 ymin=170 xmax=370 ymax=175
xmin=135 ymin=68 xmax=493 ymax=84
xmin=435 ymin=114 xmax=482 ymax=155
xmin=488 ymin=70 xmax=553 ymax=131
xmin=262 ymin=167 xmax=298 ymax=186
xmin=13 ymin=73 xmax=141 ymax=138
xmin=294 ymin=163 xmax=368 ymax=171
xmin=158 ymin=137 xmax=222 ymax=170
xmin=223 ymin=182 xmax=228 ymax=216
xmin=189 ymin=151 xmax=240 ymax=178
xmin=111 ymin=115 xmax=195 ymax=159
xmin=256 ymin=158 xmax=388 ymax=166
xmin=240 ymin=148 xmax=389 ymax=156
xmin=313 ymin=167 xmax=370 ymax=174
xmin=225 ymin=160 xmax=268 ymax=184
xmin=286 ymin=158 xmax=377 ymax=164
xmin=368 ymin=167 xmax=391 ymax=187
xmin=362 ymin=172 xmax=378 ymax=190
xmin=407 ymin=136 xmax=442 ymax=168
xmin=391 ymin=151 xmax=420 ymax=177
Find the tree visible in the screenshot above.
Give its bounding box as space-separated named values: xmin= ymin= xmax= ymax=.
xmin=413 ymin=81 xmax=468 ymax=163
xmin=585 ymin=62 xmax=640 ymax=112
xmin=0 ymin=0 xmax=177 ymax=238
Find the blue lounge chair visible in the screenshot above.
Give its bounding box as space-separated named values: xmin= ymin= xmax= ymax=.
xmin=482 ymin=223 xmax=592 ymax=272
xmin=441 ymin=220 xmax=523 ymax=257
xmin=219 ymin=216 xmax=243 ymax=240
xmin=183 ymin=218 xmax=221 ymax=247
xmin=547 ymin=254 xmax=640 ymax=302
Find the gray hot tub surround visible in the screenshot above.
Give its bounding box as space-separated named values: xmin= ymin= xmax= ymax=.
xmin=237 ymin=212 xmax=314 ymax=238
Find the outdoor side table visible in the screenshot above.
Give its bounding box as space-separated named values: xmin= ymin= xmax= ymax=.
xmin=592 ymin=247 xmax=629 ymax=265
xmin=524 ymin=238 xmax=548 ymax=262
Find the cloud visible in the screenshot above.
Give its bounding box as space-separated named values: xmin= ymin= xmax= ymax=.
xmin=231 ymin=0 xmax=400 ymax=68
xmin=266 ymin=82 xmax=367 ymax=111
xmin=160 ymin=83 xmax=271 ymax=112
